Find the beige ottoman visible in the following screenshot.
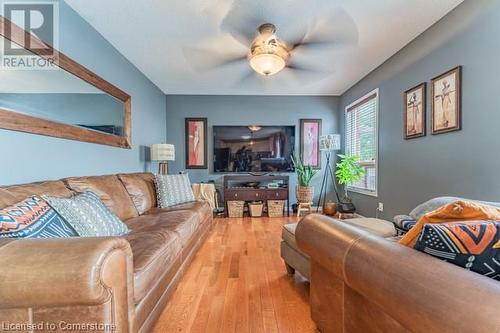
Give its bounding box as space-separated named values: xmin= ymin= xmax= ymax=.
xmin=280 ymin=217 xmax=396 ymax=280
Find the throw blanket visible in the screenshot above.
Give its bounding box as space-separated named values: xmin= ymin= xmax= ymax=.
xmin=191 ymin=183 xmax=216 ymax=210
xmin=400 ymin=200 xmax=500 ymax=247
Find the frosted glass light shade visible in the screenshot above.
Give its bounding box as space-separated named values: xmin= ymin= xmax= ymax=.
xmin=151 ymin=144 xmax=175 ymax=161
xmin=249 ymin=53 xmax=286 ymax=76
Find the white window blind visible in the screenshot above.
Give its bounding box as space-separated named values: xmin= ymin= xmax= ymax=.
xmin=345 ymin=90 xmax=378 ymax=195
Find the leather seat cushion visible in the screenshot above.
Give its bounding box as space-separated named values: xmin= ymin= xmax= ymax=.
xmin=118 ymin=173 xmax=157 ymax=215
xmin=64 ymin=175 xmax=139 ymax=221
xmin=123 ymin=210 xmax=200 ymax=303
xmin=146 ymin=201 xmax=212 ymax=224
xmin=0 ymin=181 xmax=72 ymax=210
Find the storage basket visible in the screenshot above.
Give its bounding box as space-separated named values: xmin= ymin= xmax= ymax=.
xmin=249 ymin=201 xmax=264 ymax=217
xmin=267 ymin=200 xmax=285 ymax=217
xmin=227 ymin=200 xmax=244 ymax=218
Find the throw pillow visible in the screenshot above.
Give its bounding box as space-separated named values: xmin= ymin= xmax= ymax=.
xmin=400 ymin=200 xmax=500 ymax=247
xmin=410 ymin=197 xmax=500 ymax=220
xmin=0 ymin=195 xmax=78 ymax=238
xmin=414 ymin=221 xmax=500 ymax=281
xmin=393 ymin=215 xmax=417 ymax=232
xmin=43 ymin=191 xmax=129 ymax=237
xmin=155 ymin=174 xmax=195 ymax=208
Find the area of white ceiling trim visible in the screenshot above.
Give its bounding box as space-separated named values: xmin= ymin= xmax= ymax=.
xmin=65 ymin=0 xmax=463 ymax=96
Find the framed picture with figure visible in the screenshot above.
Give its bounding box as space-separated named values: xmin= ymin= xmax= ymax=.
xmin=431 ymin=66 xmax=462 ymax=135
xmin=185 ymin=118 xmax=207 ymax=169
xmin=404 ymin=83 xmax=426 ymax=139
xmin=300 ymin=119 xmax=322 ymax=169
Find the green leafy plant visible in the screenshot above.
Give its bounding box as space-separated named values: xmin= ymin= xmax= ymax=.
xmin=335 ymin=154 xmax=366 ymax=187
xmin=291 ymin=154 xmax=317 ymax=187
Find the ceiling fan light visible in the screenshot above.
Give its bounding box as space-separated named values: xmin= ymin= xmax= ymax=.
xmin=249 ymin=53 xmax=286 ymax=76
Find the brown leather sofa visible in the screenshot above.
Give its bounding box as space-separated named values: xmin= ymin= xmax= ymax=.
xmin=296 ymin=214 xmax=500 ymax=333
xmin=0 ymin=173 xmax=213 ymax=333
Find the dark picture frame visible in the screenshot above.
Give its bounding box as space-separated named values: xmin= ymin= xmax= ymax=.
xmin=404 ymin=83 xmax=426 ymax=139
xmin=431 ymin=66 xmax=462 ymax=135
xmin=299 ymin=119 xmax=322 ymax=169
xmin=185 ymin=118 xmax=208 ymax=169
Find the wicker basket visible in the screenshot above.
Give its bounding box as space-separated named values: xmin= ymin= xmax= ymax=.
xmin=227 ymin=201 xmax=244 ymax=218
xmin=249 ymin=201 xmax=264 ymax=217
xmin=296 ymin=186 xmax=314 ymax=203
xmin=267 ymin=200 xmax=285 ymax=218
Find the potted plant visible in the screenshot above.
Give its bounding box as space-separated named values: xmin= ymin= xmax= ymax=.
xmin=291 ymin=154 xmax=317 ymax=203
xmin=335 ymin=154 xmax=366 ymax=202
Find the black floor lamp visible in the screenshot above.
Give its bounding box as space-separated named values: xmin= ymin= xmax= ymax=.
xmin=316 ymin=134 xmax=341 ymax=213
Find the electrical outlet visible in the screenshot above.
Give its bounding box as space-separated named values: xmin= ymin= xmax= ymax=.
xmin=378 ymin=202 xmax=384 ymax=212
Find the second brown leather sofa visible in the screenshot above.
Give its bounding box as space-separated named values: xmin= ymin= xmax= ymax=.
xmin=0 ymin=172 xmax=213 ymax=333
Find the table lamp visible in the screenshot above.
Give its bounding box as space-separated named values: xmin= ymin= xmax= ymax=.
xmin=151 ymin=144 xmax=175 ymax=175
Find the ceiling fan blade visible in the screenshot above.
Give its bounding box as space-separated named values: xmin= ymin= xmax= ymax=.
xmin=220 ymin=1 xmax=265 ymax=45
xmin=183 ymin=47 xmax=248 ymax=72
xmin=288 ymin=7 xmax=358 ymax=52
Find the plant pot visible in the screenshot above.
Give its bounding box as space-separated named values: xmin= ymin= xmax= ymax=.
xmin=323 ymin=201 xmax=337 ymax=216
xmin=296 ymin=186 xmax=314 ymax=203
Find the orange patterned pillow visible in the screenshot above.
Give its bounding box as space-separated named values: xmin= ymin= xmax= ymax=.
xmin=400 ymin=200 xmax=500 ymax=247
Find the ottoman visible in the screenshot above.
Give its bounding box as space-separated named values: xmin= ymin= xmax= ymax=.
xmin=280 ymin=217 xmax=396 ymax=280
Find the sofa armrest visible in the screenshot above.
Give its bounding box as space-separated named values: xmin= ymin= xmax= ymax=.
xmin=296 ymin=214 xmax=500 ymax=333
xmin=0 ymin=237 xmax=134 ymax=331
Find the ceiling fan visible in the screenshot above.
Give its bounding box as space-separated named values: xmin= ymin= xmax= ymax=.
xmin=184 ymin=5 xmax=358 ymax=82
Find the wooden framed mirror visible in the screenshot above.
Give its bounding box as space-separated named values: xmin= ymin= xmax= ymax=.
xmin=0 ymin=15 xmax=131 ymax=149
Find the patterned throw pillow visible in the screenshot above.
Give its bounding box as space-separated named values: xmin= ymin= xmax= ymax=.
xmin=393 ymin=215 xmax=417 ymax=231
xmin=0 ymin=195 xmax=78 ymax=238
xmin=43 ymin=191 xmax=129 ymax=237
xmin=414 ymin=221 xmax=500 ymax=281
xmin=155 ymin=174 xmax=195 ymax=208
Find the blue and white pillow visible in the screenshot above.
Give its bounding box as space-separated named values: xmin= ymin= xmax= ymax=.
xmin=43 ymin=191 xmax=128 ymax=237
xmin=155 ymin=174 xmax=195 ymax=208
xmin=0 ymin=195 xmax=78 ymax=238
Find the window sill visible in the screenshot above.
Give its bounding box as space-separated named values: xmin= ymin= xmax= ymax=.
xmin=347 ymin=187 xmax=378 ymax=198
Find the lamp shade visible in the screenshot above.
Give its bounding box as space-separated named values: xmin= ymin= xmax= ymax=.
xmin=319 ymin=134 xmax=341 ymax=151
xmin=151 ymin=144 xmax=175 ymax=161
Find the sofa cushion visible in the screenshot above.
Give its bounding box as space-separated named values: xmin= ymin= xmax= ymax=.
xmin=0 ymin=195 xmax=78 ymax=238
xmin=145 ymin=201 xmax=212 ymax=224
xmin=126 ymin=210 xmax=199 ymax=248
xmin=155 ymin=174 xmax=195 ymax=208
xmin=123 ymin=228 xmax=181 ymax=303
xmin=118 ymin=173 xmax=157 ymax=215
xmin=123 ymin=209 xmax=201 ymax=303
xmin=44 ymin=192 xmax=129 ymax=237
xmin=414 ymin=221 xmax=500 ymax=281
xmin=0 ymin=181 xmax=72 ymax=210
xmin=64 ymin=175 xmax=138 ymax=221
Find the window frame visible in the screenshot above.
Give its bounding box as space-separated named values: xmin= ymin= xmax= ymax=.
xmin=344 ymin=88 xmax=379 ymax=197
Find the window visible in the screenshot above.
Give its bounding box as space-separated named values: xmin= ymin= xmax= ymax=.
xmin=345 ymin=89 xmax=378 ymax=196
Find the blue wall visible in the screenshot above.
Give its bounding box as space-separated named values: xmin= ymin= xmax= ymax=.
xmin=0 ymin=1 xmax=166 ymax=185
xmin=339 ymin=0 xmax=500 ymax=219
xmin=165 ymin=95 xmax=340 ymax=203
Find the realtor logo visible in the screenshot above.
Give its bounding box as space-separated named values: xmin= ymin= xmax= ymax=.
xmin=1 ymin=1 xmax=59 ymax=69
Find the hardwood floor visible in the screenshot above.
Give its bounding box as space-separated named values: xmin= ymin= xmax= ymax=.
xmin=153 ymin=216 xmax=317 ymax=333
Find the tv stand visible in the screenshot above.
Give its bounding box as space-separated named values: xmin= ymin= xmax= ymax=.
xmin=223 ymin=175 xmax=290 ymax=217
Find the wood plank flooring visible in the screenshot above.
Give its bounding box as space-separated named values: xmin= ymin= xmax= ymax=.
xmin=153 ymin=217 xmax=317 ymax=333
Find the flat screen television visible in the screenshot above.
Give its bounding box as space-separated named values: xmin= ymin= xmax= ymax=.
xmin=213 ymin=125 xmax=295 ymax=173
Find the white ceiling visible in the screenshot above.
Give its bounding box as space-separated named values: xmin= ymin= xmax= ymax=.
xmin=65 ymin=0 xmax=463 ymax=96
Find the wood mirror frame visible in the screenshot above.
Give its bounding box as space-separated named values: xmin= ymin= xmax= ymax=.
xmin=0 ymin=16 xmax=132 ymax=149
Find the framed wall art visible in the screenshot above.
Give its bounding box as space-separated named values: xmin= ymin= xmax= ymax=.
xmin=185 ymin=118 xmax=207 ymax=169
xmin=300 ymin=119 xmax=322 ymax=169
xmin=404 ymin=83 xmax=426 ymax=139
xmin=431 ymin=66 xmax=462 ymax=135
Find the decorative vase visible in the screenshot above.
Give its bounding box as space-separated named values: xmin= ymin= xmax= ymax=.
xmin=296 ymin=186 xmax=314 ymax=203
xmin=323 ymin=201 xmax=337 ymax=216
